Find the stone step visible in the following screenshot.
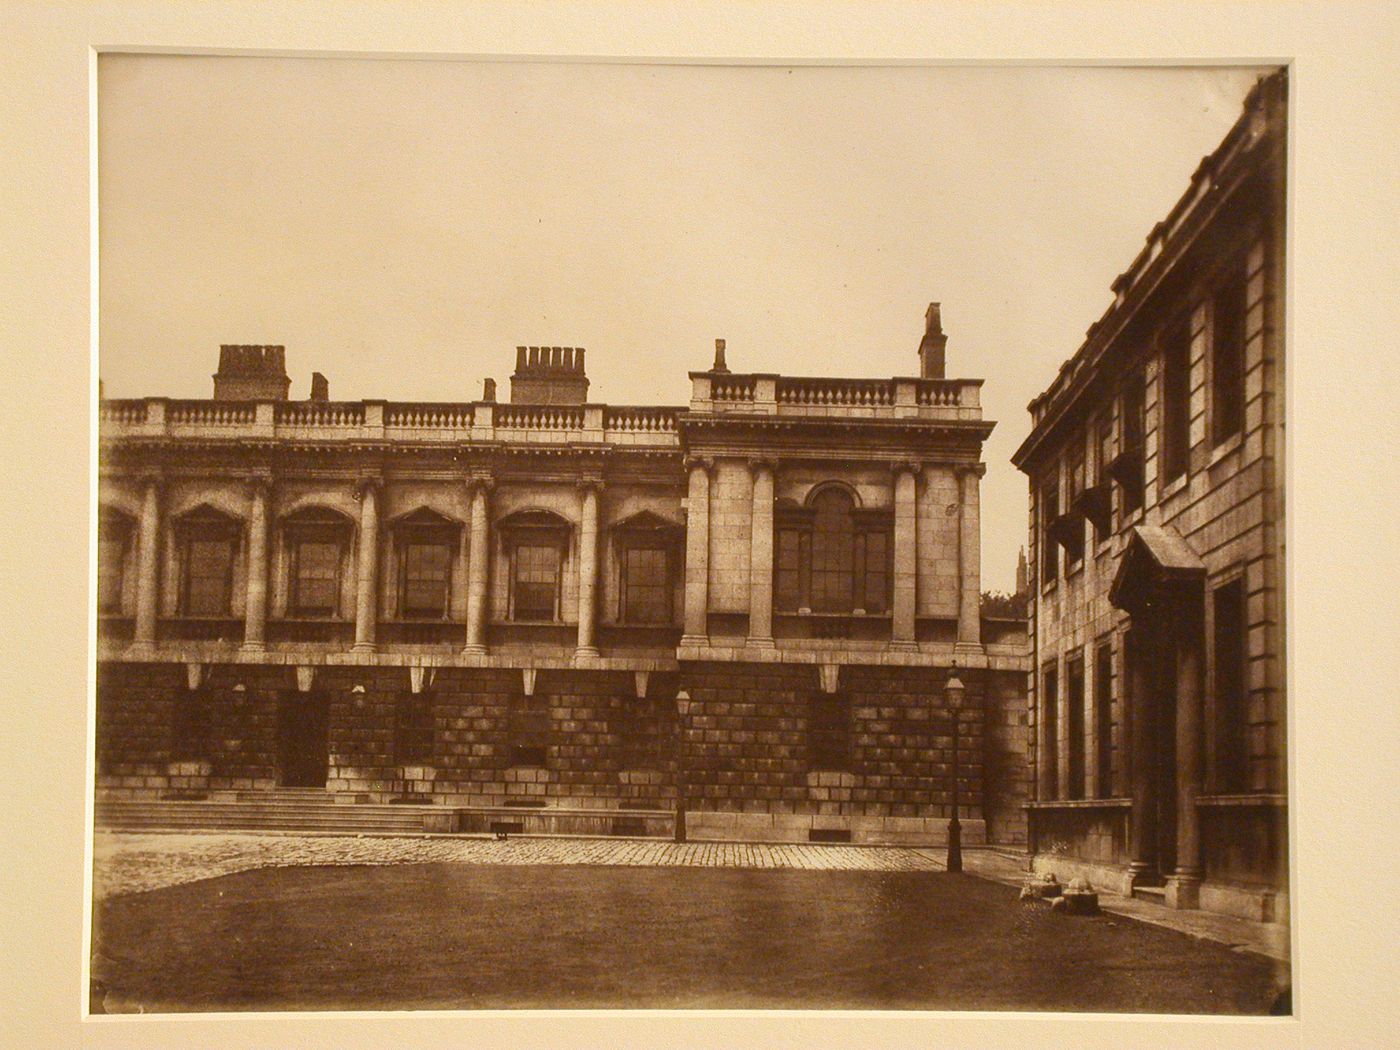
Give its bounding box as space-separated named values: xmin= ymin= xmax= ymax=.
xmin=1132 ymin=884 xmax=1168 ymax=903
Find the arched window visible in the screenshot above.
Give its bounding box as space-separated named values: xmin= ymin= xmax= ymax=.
xmin=392 ymin=508 xmax=461 ymax=620
xmin=776 ymin=486 xmax=890 ymax=615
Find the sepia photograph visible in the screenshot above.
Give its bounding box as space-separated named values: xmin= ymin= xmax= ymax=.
xmin=85 ymin=52 xmax=1295 ymax=1018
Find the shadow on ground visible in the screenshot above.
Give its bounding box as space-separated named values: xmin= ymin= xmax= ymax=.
xmin=92 ymin=864 xmax=1283 ymax=1013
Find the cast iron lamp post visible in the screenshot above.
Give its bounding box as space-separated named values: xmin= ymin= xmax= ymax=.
xmin=945 ymin=672 xmax=965 ymax=873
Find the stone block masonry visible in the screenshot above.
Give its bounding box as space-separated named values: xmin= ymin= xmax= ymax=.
xmin=95 ymin=660 xmax=1027 ymax=847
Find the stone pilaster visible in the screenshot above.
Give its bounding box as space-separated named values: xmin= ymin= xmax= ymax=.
xmin=352 ymin=476 xmax=381 ymax=652
xmin=1125 ymin=627 xmax=1156 ymax=886
xmin=680 ymin=457 xmax=713 ymax=646
xmin=889 ymin=461 xmax=920 ymax=651
xmin=131 ymin=472 xmax=163 ymax=651
xmin=747 ymin=457 xmax=776 ymax=648
xmin=954 ymin=463 xmax=985 ymax=654
xmin=241 ymin=475 xmax=272 ymax=651
xmin=462 ymin=474 xmax=493 ymax=655
xmin=575 ymin=478 xmax=602 ymax=659
xmin=1166 ymin=613 xmax=1205 ymax=909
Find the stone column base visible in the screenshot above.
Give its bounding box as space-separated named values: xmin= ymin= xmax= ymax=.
xmin=461 ymin=643 xmax=488 ymax=656
xmin=573 ymin=646 xmax=600 ymax=661
xmin=745 ymin=637 xmax=775 ymax=649
xmin=1164 ymin=872 xmax=1202 ymax=910
xmin=886 ymin=639 xmax=920 ymax=653
xmin=678 ymin=635 xmax=709 ymax=648
xmin=240 ymin=641 xmax=266 ymax=653
xmin=350 ymin=642 xmax=377 ymax=653
xmin=953 ymin=641 xmax=985 ymax=656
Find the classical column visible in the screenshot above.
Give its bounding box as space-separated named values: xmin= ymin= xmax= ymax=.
xmin=747 ymin=457 xmax=776 ymax=648
xmin=352 ymin=477 xmax=380 ymax=652
xmin=1166 ymin=609 xmax=1205 ymax=909
xmin=241 ymin=476 xmax=272 ymax=651
xmin=889 ymin=461 xmax=920 ymax=651
xmin=131 ymin=473 xmax=163 ymax=650
xmin=954 ymin=464 xmax=985 ymax=653
xmin=680 ymin=456 xmax=713 ymax=646
xmin=462 ymin=474 xmax=492 ymax=655
xmin=575 ymin=479 xmax=602 ymax=658
xmin=1125 ymin=627 xmax=1156 ymax=887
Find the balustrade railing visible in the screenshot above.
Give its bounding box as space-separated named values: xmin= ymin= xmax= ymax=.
xmin=776 ymin=378 xmax=895 ymax=407
xmin=603 ymin=406 xmax=679 ymax=432
xmin=384 ymin=403 xmax=472 ymax=428
xmin=276 ymin=402 xmax=367 ymax=426
xmin=916 ymin=380 xmax=965 ymax=407
xmin=167 ymin=400 xmax=256 ymax=425
xmin=494 ymin=404 xmax=586 ymax=429
xmin=99 ymin=400 xmax=147 ymax=425
xmin=711 ymin=376 xmax=757 ymax=402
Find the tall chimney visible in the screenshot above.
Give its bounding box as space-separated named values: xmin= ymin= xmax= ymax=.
xmin=212 ymin=345 xmax=292 ymax=401
xmin=712 ymin=338 xmax=729 ymax=374
xmin=918 ymin=303 xmax=948 ymax=379
xmin=309 ymin=372 xmax=329 ymax=401
xmin=509 ymin=345 xmax=590 ymax=404
xmin=483 ymin=377 xmax=497 ymax=402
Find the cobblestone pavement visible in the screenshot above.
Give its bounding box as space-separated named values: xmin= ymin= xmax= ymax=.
xmin=92 ymin=831 xmax=942 ymax=900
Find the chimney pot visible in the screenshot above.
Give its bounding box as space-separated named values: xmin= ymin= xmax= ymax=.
xmin=712 ymin=338 xmax=730 ymax=374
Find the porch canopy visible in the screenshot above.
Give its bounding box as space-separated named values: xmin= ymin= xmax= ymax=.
xmin=1108 ymin=525 xmax=1205 ymax=615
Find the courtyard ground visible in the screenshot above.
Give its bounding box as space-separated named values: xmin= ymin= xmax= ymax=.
xmin=90 ymin=831 xmax=1288 ymax=1014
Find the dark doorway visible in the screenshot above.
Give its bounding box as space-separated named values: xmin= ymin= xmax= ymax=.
xmin=278 ymin=692 xmax=330 ymax=788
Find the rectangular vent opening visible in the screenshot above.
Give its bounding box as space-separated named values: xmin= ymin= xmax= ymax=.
xmin=809 ymin=829 xmax=852 ymax=844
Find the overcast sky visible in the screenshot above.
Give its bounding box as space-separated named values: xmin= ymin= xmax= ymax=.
xmin=98 ymin=56 xmax=1273 ymax=592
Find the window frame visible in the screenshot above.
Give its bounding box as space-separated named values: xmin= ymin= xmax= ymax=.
xmin=283 ymin=509 xmax=351 ymax=619
xmin=502 ymin=514 xmax=571 ymax=624
xmin=97 ymin=511 xmax=134 ymax=615
xmin=1210 ymin=259 xmax=1248 ymax=447
xmin=174 ymin=507 xmax=241 ymax=618
xmin=1211 ymin=575 xmax=1250 ymax=793
xmin=1041 ymin=660 xmax=1059 ymax=799
xmin=1065 ymin=653 xmax=1086 ymax=800
xmin=612 ymin=514 xmax=680 ymax=626
xmin=1159 ymin=316 xmax=1193 ymax=486
xmin=1093 ymin=637 xmax=1116 ymax=798
xmin=392 ymin=510 xmax=460 ymax=622
xmin=775 ymin=488 xmax=891 ymax=616
xmin=1039 ymin=477 xmax=1060 ymax=587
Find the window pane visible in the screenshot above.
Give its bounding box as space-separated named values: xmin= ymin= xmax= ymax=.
xmin=97 ymin=536 xmax=125 ymax=613
xmin=514 ymin=544 xmax=558 ymax=620
xmin=1066 ymin=656 xmax=1086 ymax=800
xmin=1041 ymin=664 xmax=1059 ymax=799
xmin=403 ymin=542 xmax=450 ymax=617
xmin=861 ymin=531 xmax=888 ymax=613
xmin=1160 ymin=320 xmax=1192 ymax=481
xmin=776 ymin=529 xmax=803 ymax=612
xmin=1040 ymin=481 xmax=1059 ymax=583
xmin=810 ymin=490 xmax=855 ymax=612
xmin=1212 ymin=269 xmax=1247 ymax=443
xmin=1094 ymin=640 xmax=1115 ymax=798
xmin=187 ymin=539 xmax=232 ymax=615
xmin=294 ymin=540 xmax=339 ymax=614
xmin=624 ymin=546 xmax=669 ymax=624
xmin=1213 ymin=579 xmax=1248 ymax=792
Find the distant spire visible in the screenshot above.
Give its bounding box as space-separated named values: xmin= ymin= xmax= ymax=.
xmin=1015 ymin=547 xmax=1028 ymax=596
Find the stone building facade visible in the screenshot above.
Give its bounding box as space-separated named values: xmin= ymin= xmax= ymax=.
xmin=97 ymin=310 xmax=1029 ymax=847
xmin=1011 ymin=72 xmax=1287 ymax=919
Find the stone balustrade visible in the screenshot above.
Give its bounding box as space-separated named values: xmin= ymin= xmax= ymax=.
xmin=688 ymin=374 xmax=982 ymax=419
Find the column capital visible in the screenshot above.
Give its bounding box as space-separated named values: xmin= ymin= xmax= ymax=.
xmin=891 ymin=459 xmax=923 ymax=479
xmin=136 ymin=467 xmax=165 ymax=492
xmin=747 ymin=455 xmax=778 ymax=477
xmin=683 ymin=454 xmax=715 ymax=474
xmin=354 ymin=473 xmax=383 ymax=497
xmin=576 ymin=476 xmax=605 ymax=495
xmin=466 ymin=471 xmax=496 ymax=494
xmin=954 ymin=462 xmax=988 ymax=480
xmin=245 ymin=470 xmax=275 ymax=496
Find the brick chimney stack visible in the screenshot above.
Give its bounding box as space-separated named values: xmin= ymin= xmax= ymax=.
xmin=712 ymin=338 xmax=730 ymax=374
xmin=213 ymin=345 xmax=292 ymax=401
xmin=918 ymin=303 xmax=948 ymax=379
xmin=483 ymin=377 xmax=497 ymax=402
xmin=309 ymin=372 xmax=329 ymax=401
xmin=509 ymin=345 xmax=590 ymax=404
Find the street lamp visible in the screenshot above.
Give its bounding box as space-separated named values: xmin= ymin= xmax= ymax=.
xmin=944 ymin=672 xmax=965 ymax=873
xmin=674 ymin=690 xmax=690 ymax=843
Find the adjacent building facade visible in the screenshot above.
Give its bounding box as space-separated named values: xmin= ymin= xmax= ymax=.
xmin=97 ymin=308 xmax=1030 ymax=847
xmin=1012 ymin=72 xmax=1287 ymax=920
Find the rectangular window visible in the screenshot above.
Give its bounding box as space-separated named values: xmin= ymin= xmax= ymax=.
xmin=513 ymin=544 xmax=559 ymax=621
xmin=1213 ymin=578 xmax=1249 ymax=793
xmin=395 ymin=691 xmax=434 ymax=764
xmin=810 ymin=523 xmax=854 ymax=614
xmin=622 ymin=546 xmax=669 ymax=625
xmin=1041 ymin=663 xmax=1059 ymax=798
xmin=1040 ymin=479 xmax=1059 ymax=584
xmin=1212 ymin=266 xmax=1247 ymax=444
xmin=857 ymin=530 xmax=889 ymax=613
xmin=1066 ymin=655 xmax=1086 ymax=800
xmin=401 ymin=541 xmax=451 ymax=618
xmin=509 ymin=695 xmax=550 ymax=767
xmin=776 ymin=527 xmax=806 ymax=612
xmin=292 ymin=539 xmax=340 ymax=616
xmin=809 ymin=695 xmax=850 ymax=771
xmin=1094 ymin=639 xmax=1115 ymax=797
xmin=186 ymin=538 xmax=234 ymax=616
xmin=1064 ymin=442 xmax=1086 ymax=570
xmin=97 ymin=534 xmax=126 ymax=614
xmin=1119 ymin=369 xmax=1146 ymax=516
xmin=1160 ymin=319 xmax=1192 ymax=483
